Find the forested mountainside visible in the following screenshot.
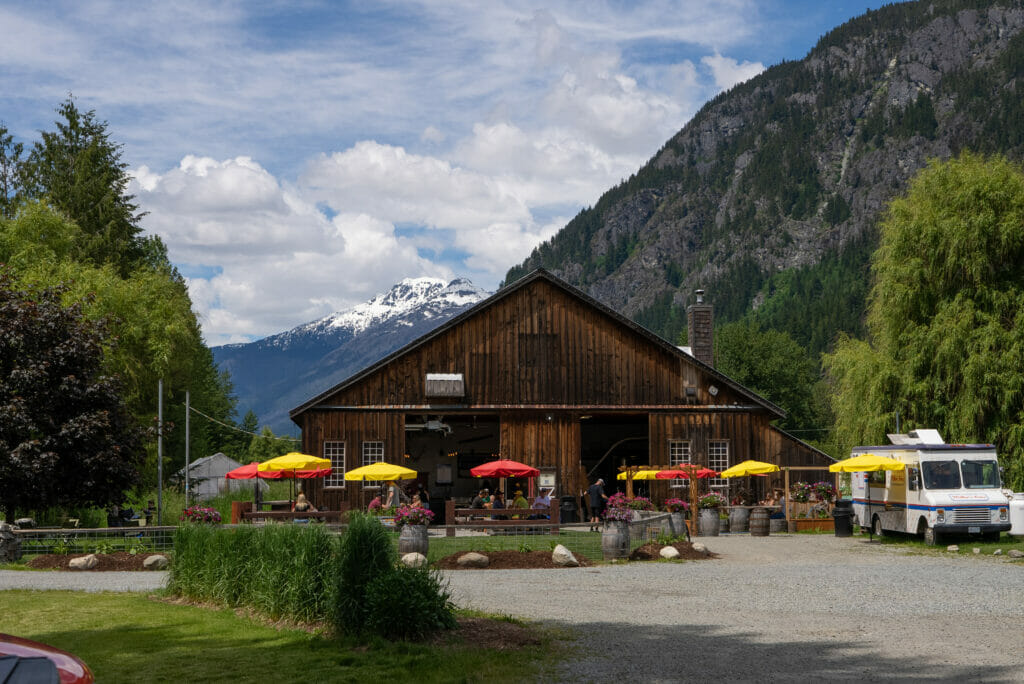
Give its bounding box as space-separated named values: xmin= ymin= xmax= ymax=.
xmin=506 ymin=0 xmax=1024 ymax=356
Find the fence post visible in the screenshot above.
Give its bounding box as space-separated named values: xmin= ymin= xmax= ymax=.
xmin=445 ymin=499 xmax=456 ymax=537
xmin=550 ymin=501 xmax=559 ymax=535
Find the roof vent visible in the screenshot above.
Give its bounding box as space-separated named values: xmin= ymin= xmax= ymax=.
xmin=425 ymin=373 xmax=464 ymax=397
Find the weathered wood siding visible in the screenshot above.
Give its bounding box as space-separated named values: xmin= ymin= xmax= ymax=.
xmin=312 ymin=280 xmax=748 ymax=409
xmin=499 ymin=413 xmax=582 ymax=494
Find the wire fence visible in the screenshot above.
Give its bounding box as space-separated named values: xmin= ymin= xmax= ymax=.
xmin=14 ymin=526 xmax=177 ymax=556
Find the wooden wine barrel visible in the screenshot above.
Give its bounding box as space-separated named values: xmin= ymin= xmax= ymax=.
xmin=601 ymin=521 xmax=630 ymax=559
xmin=729 ymin=507 xmax=750 ymax=533
xmin=749 ymin=507 xmax=770 ymax=537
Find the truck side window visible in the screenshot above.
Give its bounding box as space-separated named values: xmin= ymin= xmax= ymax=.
xmin=908 ymin=468 xmax=919 ymax=491
xmin=922 ymin=461 xmax=961 ymax=489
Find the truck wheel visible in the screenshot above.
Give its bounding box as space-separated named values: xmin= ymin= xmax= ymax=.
xmin=872 ymin=516 xmax=885 ymax=538
xmin=923 ymin=526 xmax=941 ymax=546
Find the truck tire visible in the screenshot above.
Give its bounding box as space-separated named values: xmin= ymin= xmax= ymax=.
xmin=923 ymin=526 xmax=940 ymax=546
xmin=872 ymin=516 xmax=886 ymax=538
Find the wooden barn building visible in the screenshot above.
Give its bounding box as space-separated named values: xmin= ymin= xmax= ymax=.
xmin=290 ymin=269 xmax=833 ymax=516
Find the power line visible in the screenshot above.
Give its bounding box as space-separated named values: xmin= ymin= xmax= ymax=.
xmin=187 ymin=405 xmax=299 ymax=442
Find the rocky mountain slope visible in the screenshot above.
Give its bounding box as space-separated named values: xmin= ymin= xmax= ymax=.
xmin=506 ymin=0 xmax=1024 ymax=355
xmin=213 ymin=277 xmax=490 ymax=434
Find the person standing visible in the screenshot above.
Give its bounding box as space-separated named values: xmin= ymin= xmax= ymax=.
xmin=587 ymin=478 xmax=608 ymax=531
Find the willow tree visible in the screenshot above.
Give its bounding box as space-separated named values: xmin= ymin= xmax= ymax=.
xmin=824 ymin=152 xmax=1024 ymax=489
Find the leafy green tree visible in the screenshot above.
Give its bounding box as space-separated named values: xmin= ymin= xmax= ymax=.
xmin=20 ymin=97 xmax=146 ymax=273
xmin=715 ymin=320 xmax=828 ymax=433
xmin=0 ymin=270 xmax=145 ymax=518
xmin=0 ymin=123 xmax=24 ymax=219
xmin=824 ymin=153 xmax=1024 ymax=489
xmin=247 ymin=427 xmax=294 ymax=463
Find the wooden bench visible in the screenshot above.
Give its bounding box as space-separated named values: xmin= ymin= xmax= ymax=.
xmin=444 ymin=501 xmax=560 ymax=537
xmin=240 ymin=510 xmax=344 ymax=524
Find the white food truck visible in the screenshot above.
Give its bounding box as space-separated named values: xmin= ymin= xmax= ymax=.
xmin=851 ymin=429 xmax=1011 ymax=545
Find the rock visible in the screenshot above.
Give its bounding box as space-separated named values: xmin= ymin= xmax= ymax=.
xmin=1008 ymin=549 xmax=1024 ymax=559
xmin=69 ymin=554 xmax=98 ymax=570
xmin=401 ymin=552 xmax=427 ymax=568
xmin=552 ymin=544 xmax=579 ymax=567
xmin=972 ymin=547 xmax=981 ymax=555
xmin=457 ymin=552 xmax=489 ymax=568
xmin=946 ymin=545 xmax=959 ymax=552
xmin=994 ymin=549 xmax=1003 ymax=556
xmin=13 ymin=518 xmax=35 ymax=529
xmin=659 ymin=546 xmax=681 ymax=560
xmin=143 ymin=554 xmax=169 ymax=570
xmin=692 ymin=542 xmax=707 ymax=555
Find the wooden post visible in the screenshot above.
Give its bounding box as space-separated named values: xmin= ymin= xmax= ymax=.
xmin=784 ymin=467 xmax=791 ymax=522
xmin=550 ymin=501 xmax=559 ymax=535
xmin=445 ymin=499 xmax=456 ymax=537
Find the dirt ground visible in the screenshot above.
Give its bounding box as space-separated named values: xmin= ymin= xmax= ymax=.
xmin=26 ymin=552 xmax=158 ymax=571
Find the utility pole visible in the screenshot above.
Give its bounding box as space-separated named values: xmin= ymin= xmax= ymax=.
xmin=157 ymin=378 xmax=163 ymax=525
xmin=185 ymin=390 xmax=190 ymax=505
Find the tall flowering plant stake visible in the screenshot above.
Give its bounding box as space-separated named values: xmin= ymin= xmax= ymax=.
xmin=180 ymin=505 xmax=221 ymax=524
xmin=393 ymin=504 xmax=434 ymax=526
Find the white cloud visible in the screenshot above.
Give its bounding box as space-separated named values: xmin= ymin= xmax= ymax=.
xmin=701 ymin=52 xmax=765 ymax=91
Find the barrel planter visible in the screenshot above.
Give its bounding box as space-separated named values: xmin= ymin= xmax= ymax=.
xmin=601 ymin=520 xmax=630 ymax=559
xmin=398 ymin=524 xmax=429 ymax=556
xmin=697 ymin=508 xmax=720 ymax=536
xmin=729 ymin=507 xmax=750 ymax=533
xmin=669 ymin=512 xmax=687 ymax=537
xmin=749 ymin=507 xmax=770 ymax=536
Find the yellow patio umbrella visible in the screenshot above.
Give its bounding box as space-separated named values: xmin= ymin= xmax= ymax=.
xmin=616 ymin=469 xmax=662 ymax=480
xmin=344 ymin=462 xmax=419 ymax=481
xmin=719 ymin=459 xmax=780 ymax=478
xmin=257 ymin=452 xmax=331 ymax=473
xmin=828 ymin=453 xmax=904 ymax=472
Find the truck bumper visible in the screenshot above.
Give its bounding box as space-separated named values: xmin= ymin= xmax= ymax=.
xmin=934 ymin=523 xmax=1010 ymax=534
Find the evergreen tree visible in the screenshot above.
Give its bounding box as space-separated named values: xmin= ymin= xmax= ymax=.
xmin=0 ymin=124 xmax=24 ymax=219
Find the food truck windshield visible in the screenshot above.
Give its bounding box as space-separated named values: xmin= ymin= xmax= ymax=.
xmin=921 ymin=458 xmax=1000 ymax=490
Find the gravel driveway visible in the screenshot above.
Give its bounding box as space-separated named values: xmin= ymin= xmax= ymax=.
xmin=3 ymin=535 xmax=1023 ymax=682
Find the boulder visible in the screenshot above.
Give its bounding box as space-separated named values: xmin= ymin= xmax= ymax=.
xmin=401 ymin=552 xmax=428 ymax=568
xmin=1008 ymin=549 xmax=1024 ymax=559
xmin=551 ymin=544 xmax=579 ymax=567
xmin=457 ymin=552 xmax=489 ymax=568
xmin=691 ymin=542 xmax=707 ymax=555
xmin=69 ymin=554 xmax=98 ymax=570
xmin=972 ymin=547 xmax=981 ymax=555
xmin=994 ymin=549 xmax=1003 ymax=556
xmin=946 ymin=545 xmax=959 ymax=552
xmin=659 ymin=546 xmax=681 ymax=560
xmin=143 ymin=554 xmax=169 ymax=570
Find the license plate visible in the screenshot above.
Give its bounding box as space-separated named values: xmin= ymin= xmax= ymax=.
xmin=969 ymin=526 xmax=980 ymax=533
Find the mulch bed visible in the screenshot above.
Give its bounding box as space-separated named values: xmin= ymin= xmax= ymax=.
xmin=629 ymin=541 xmax=718 ymax=561
xmin=435 ymin=549 xmax=593 ymax=569
xmin=26 ymin=552 xmax=161 ymax=571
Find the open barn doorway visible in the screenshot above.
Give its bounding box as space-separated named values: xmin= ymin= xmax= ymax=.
xmin=404 ymin=414 xmax=500 ymax=521
xmin=580 ymin=414 xmax=650 ymax=498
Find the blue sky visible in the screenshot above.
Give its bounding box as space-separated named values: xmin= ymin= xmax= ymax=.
xmin=0 ymin=0 xmax=895 ymax=344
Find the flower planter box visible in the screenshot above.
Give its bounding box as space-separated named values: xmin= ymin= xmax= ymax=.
xmin=792 ymin=518 xmax=834 ymax=532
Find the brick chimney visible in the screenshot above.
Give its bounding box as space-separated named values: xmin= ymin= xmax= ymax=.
xmin=687 ymin=289 xmax=714 ymax=368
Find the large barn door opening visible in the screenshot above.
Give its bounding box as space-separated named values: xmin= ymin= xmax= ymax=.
xmin=580 ymin=414 xmax=649 ymax=497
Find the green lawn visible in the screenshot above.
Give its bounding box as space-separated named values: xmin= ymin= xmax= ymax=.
xmin=0 ymin=591 xmax=559 ymax=683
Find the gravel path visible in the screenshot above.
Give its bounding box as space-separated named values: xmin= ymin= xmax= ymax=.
xmin=3 ymin=535 xmax=1023 ymax=682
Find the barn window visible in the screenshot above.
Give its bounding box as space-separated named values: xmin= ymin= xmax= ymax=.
xmin=668 ymin=440 xmax=691 ymax=489
xmin=425 ymin=373 xmax=464 ymax=397
xmin=362 ymin=441 xmax=384 ymax=489
xmin=708 ymin=440 xmax=730 ymax=492
xmin=324 ymin=441 xmax=346 ymax=488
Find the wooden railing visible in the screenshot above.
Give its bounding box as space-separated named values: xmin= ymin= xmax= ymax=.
xmin=239 ymin=509 xmax=346 ymax=523
xmin=444 ymin=500 xmax=560 ymax=537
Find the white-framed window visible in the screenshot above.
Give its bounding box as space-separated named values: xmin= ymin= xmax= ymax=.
xmin=324 ymin=441 xmax=346 ymax=488
xmin=362 ymin=441 xmax=384 ymax=488
xmin=669 ymin=440 xmax=691 ymax=489
xmin=709 ymin=440 xmax=729 ymax=491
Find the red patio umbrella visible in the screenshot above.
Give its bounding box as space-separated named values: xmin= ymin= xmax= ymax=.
xmin=655 ymin=467 xmax=719 ymax=480
xmin=224 ymin=461 xmax=332 ymax=507
xmin=470 ymin=459 xmax=540 ymax=478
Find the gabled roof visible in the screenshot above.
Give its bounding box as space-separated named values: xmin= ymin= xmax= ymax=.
xmin=290 ymin=269 xmax=786 ymax=420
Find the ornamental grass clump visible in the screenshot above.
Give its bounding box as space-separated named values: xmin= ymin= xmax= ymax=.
xmin=334 ymin=511 xmax=398 ymax=635
xmin=363 ymin=567 xmax=457 ymax=640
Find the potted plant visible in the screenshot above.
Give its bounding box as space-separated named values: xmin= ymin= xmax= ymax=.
xmin=601 ymin=500 xmax=632 ymax=559
xmin=662 ymin=498 xmax=689 ymax=537
xmin=697 ymin=493 xmax=726 ymax=536
xmin=394 ymin=504 xmax=434 ymax=556
xmin=812 ymin=481 xmax=837 ymax=503
xmin=180 ymin=505 xmax=222 ymax=525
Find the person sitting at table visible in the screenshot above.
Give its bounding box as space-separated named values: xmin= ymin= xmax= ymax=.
xmin=291 ymin=493 xmax=317 ymax=523
xmin=531 ymin=487 xmax=552 ymax=519
xmin=490 ymin=491 xmax=507 ymax=520
xmin=511 ymin=490 xmax=529 ymax=518
xmin=411 ymin=493 xmax=425 ymax=508
xmin=471 ymin=488 xmax=488 ymax=511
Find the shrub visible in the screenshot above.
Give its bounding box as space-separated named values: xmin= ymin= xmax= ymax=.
xmin=363 ymin=567 xmax=456 ymax=640
xmin=334 ymin=512 xmax=397 ymax=636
